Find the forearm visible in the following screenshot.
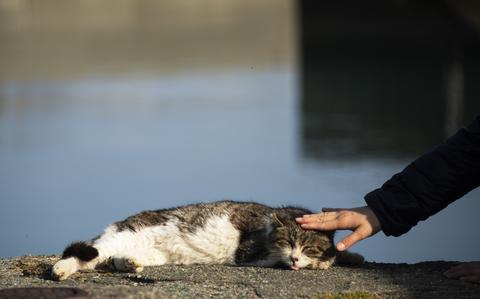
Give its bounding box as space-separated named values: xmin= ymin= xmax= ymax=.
xmin=365 ymin=116 xmax=480 ymax=236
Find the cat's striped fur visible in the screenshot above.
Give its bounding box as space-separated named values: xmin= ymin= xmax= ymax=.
xmin=52 ymin=200 xmax=363 ymax=280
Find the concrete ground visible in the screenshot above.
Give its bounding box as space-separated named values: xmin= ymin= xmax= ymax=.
xmin=1 ymin=256 xmax=479 ymax=298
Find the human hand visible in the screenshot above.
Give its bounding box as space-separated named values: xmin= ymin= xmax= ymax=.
xmin=295 ymin=206 xmax=381 ymax=251
xmin=444 ymin=262 xmax=480 ymax=283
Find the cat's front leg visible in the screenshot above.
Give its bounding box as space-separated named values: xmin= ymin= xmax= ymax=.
xmin=310 ymin=257 xmax=335 ymax=270
xmin=107 ymin=256 xmax=144 ymax=273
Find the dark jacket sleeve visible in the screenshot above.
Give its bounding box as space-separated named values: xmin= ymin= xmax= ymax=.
xmin=365 ymin=116 xmax=480 ymax=236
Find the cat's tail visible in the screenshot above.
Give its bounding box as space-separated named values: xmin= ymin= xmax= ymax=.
xmin=335 ymin=250 xmax=364 ymax=266
xmin=51 ymin=241 xmax=99 ymax=280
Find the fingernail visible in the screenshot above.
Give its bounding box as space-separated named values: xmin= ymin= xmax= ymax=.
xmin=295 ymin=217 xmax=302 ymax=222
xmin=337 ymin=242 xmax=345 ymax=251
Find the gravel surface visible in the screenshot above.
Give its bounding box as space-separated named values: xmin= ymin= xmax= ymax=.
xmin=1 ymin=256 xmax=479 ymax=298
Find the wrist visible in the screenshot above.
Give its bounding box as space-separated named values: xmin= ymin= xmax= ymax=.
xmin=363 ymin=206 xmax=381 ymax=234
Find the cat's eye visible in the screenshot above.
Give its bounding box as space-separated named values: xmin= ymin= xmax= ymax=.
xmin=276 ymin=239 xmax=293 ymax=248
xmin=302 ymin=247 xmax=322 ymax=256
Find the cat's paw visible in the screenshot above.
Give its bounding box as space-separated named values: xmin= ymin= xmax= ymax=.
xmin=317 ymin=259 xmax=334 ymax=270
xmin=51 ymin=258 xmax=78 ymax=280
xmin=308 ymin=256 xmax=335 ymax=270
xmin=124 ymin=257 xmax=144 ymax=273
xmin=111 ymin=256 xmax=144 ymax=273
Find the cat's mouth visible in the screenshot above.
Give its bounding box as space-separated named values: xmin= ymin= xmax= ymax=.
xmin=273 ymin=261 xmax=302 ymax=271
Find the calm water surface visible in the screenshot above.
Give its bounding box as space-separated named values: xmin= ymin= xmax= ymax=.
xmin=1 ymin=71 xmax=479 ymax=263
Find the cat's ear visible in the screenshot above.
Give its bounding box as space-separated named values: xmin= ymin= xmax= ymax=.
xmin=271 ymin=213 xmax=284 ymax=227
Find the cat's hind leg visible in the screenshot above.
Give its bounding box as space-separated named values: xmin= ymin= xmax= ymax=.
xmin=51 ymin=257 xmax=79 ymax=281
xmin=93 ymin=226 xmax=169 ymax=273
xmin=104 ymin=246 xmax=170 ymax=273
xmin=106 ymin=255 xmax=144 ymax=273
xmin=51 ymin=241 xmax=100 ymax=280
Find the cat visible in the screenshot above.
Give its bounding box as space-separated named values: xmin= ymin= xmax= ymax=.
xmin=52 ymin=200 xmax=363 ymax=280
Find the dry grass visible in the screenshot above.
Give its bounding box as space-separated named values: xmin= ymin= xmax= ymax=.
xmin=15 ymin=255 xmax=57 ymax=278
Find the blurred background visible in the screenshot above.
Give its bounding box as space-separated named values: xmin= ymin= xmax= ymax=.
xmin=0 ymin=0 xmax=479 ymax=263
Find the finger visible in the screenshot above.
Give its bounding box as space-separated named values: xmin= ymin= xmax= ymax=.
xmin=337 ymin=229 xmax=368 ymax=251
xmin=459 ymin=276 xmax=480 ymax=284
xmin=302 ymin=212 xmax=361 ymax=231
xmin=296 ymin=212 xmax=338 ymax=223
xmin=302 ymin=212 xmax=338 ymax=218
xmin=300 ymin=220 xmax=343 ymax=231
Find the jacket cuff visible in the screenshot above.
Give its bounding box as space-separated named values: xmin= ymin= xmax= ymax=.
xmin=364 ymin=189 xmax=413 ymax=237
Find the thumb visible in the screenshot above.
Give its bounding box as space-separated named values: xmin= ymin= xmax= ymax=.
xmin=336 ymin=230 xmax=365 ymax=251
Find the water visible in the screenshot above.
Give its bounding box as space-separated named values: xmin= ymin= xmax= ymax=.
xmin=1 ymin=0 xmax=479 ymax=263
xmin=1 ymin=72 xmax=479 ymax=263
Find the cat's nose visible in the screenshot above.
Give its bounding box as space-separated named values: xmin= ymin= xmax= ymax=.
xmin=291 ymin=256 xmax=299 ymax=263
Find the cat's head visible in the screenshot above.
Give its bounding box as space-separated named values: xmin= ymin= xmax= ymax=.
xmin=267 ymin=210 xmax=336 ymax=270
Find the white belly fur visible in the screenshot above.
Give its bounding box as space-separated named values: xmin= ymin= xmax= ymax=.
xmin=159 ymin=214 xmax=241 ymax=264
xmin=95 ymin=214 xmax=241 ymax=266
